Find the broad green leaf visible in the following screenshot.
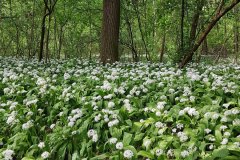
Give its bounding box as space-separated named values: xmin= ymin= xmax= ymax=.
xmin=123 ymin=132 xmax=132 ymax=146
xmin=137 ymin=150 xmax=154 ymax=159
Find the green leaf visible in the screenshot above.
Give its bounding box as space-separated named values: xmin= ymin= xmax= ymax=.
xmin=215 ymin=130 xmax=222 ymax=143
xmin=90 ymin=153 xmax=110 ymax=160
xmin=21 ymin=157 xmax=35 ymax=160
xmin=134 ymin=133 xmax=145 ymax=142
xmin=72 ymin=151 xmax=80 ymax=160
xmin=222 ymin=156 xmax=240 ymax=160
xmin=123 ymin=132 xmax=132 ymax=146
xmin=137 ymin=150 xmax=154 ymax=159
xmin=212 ymin=148 xmax=229 ymax=158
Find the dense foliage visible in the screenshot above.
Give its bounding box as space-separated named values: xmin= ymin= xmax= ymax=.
xmin=0 ymin=0 xmax=239 ymax=63
xmin=0 ymin=57 xmax=240 ymax=159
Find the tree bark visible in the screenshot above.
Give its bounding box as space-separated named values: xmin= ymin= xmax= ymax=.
xmin=233 ymin=6 xmax=239 ymax=63
xmin=180 ymin=0 xmax=185 ymax=53
xmin=201 ymin=39 xmax=208 ymax=55
xmin=160 ymin=30 xmax=166 ymax=62
xmin=189 ymin=0 xmax=204 ymax=48
xmin=133 ymin=0 xmax=150 ymax=61
xmin=39 ymin=5 xmax=48 ymax=62
xmin=58 ymin=25 xmax=63 ymax=59
xmin=39 ymin=0 xmax=57 ymax=62
xmin=100 ymin=0 xmax=120 ymax=64
xmin=45 ymin=14 xmax=51 ymax=63
xmin=179 ymin=0 xmax=240 ymax=68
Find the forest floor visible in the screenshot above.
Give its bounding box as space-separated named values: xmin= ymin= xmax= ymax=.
xmin=0 ymin=57 xmax=240 ymax=160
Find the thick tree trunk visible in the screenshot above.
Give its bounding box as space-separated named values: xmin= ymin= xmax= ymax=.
xmin=179 ymin=0 xmax=240 ymax=68
xmin=100 ymin=0 xmax=120 ymax=64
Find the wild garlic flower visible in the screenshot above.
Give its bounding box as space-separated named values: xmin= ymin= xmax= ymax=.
xmin=38 ymin=142 xmax=45 ymax=149
xmin=123 ymin=150 xmax=134 ymax=159
xmin=2 ymin=149 xmax=14 ymax=160
xmin=116 ymin=142 xmax=123 ymax=150
xmin=41 ymin=151 xmax=50 ymax=159
xmin=155 ymin=149 xmax=163 ymax=156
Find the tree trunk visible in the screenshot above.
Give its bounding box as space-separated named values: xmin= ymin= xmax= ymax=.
xmin=45 ymin=14 xmax=51 ymax=63
xmin=124 ymin=10 xmax=138 ymax=62
xmin=180 ymin=0 xmax=185 ymax=53
xmin=58 ymin=25 xmax=63 ymax=59
xmin=100 ymin=0 xmax=120 ymax=64
xmin=234 ymin=6 xmax=239 ymax=63
xmin=39 ymin=0 xmax=57 ymax=62
xmin=53 ymin=15 xmax=57 ymax=58
xmin=201 ymin=39 xmax=208 ymax=55
xmin=133 ymin=0 xmax=150 ymax=61
xmin=179 ymin=0 xmax=240 ymax=68
xmin=160 ymin=30 xmax=166 ymax=62
xmin=39 ymin=6 xmax=47 ymax=62
xmin=189 ymin=0 xmax=204 ymax=48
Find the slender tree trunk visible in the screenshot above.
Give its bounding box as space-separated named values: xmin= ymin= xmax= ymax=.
xmin=201 ymin=39 xmax=208 ymax=55
xmin=132 ymin=0 xmax=150 ymax=61
xmin=45 ymin=14 xmax=51 ymax=63
xmin=233 ymin=7 xmax=239 ymax=63
xmin=160 ymin=30 xmax=166 ymax=62
xmin=39 ymin=0 xmax=57 ymax=62
xmin=180 ymin=0 xmax=185 ymax=53
xmin=53 ymin=15 xmax=57 ymax=58
xmin=88 ymin=1 xmax=93 ymax=60
xmin=100 ymin=0 xmax=120 ymax=64
xmin=189 ymin=0 xmax=204 ymax=48
xmin=58 ymin=25 xmax=63 ymax=59
xmin=125 ymin=12 xmax=138 ymax=62
xmin=179 ymin=0 xmax=240 ymax=68
xmin=28 ymin=0 xmax=35 ymax=59
xmin=16 ymin=26 xmax=20 ymax=57
xmin=39 ymin=6 xmax=47 ymax=62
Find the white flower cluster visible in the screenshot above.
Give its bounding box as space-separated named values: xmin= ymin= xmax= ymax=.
xmin=123 ymin=150 xmax=134 ymax=159
xmin=6 ymin=111 xmax=17 ymax=125
xmin=155 ymin=149 xmax=164 ymax=156
xmin=157 ymin=101 xmax=166 ymax=110
xmin=38 ymin=142 xmax=45 ymax=149
xmin=2 ymin=149 xmax=14 ymax=160
xmin=179 ymin=107 xmax=199 ymax=117
xmin=64 ymin=72 xmax=71 ymax=80
xmin=61 ymin=86 xmax=73 ymax=101
xmin=41 ymin=151 xmax=50 ymax=159
xmin=109 ymin=137 xmax=118 ymax=144
xmin=36 ymin=77 xmax=48 ymax=94
xmin=177 ymin=132 xmax=188 ymax=142
xmin=116 ymin=142 xmax=123 ymax=150
xmin=67 ymin=108 xmax=83 ymax=127
xmin=101 ymin=80 xmax=112 ymax=91
xmin=87 ymin=129 xmax=98 ymax=142
xmin=23 ymin=97 xmax=38 ymax=106
xmin=22 ymin=120 xmax=34 ymax=130
xmin=123 ymin=99 xmax=132 ymax=112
